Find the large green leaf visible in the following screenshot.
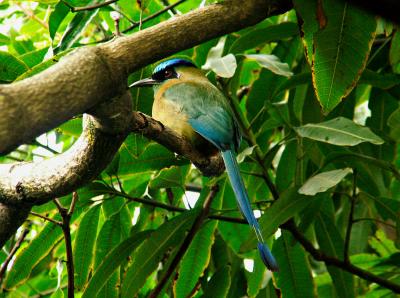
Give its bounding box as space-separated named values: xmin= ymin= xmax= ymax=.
xmin=311 ymin=0 xmax=376 ymax=113
xmin=315 ymin=212 xmax=355 ymax=298
xmin=299 ymin=168 xmax=352 ymax=196
xmin=174 ymin=187 xmax=223 ymax=298
xmin=74 ymin=205 xmax=100 ymax=290
xmin=390 ymin=29 xmax=400 ymax=72
xmin=273 ymin=231 xmax=315 ymax=298
xmin=246 ymin=257 xmax=266 ymax=298
xmin=120 ymin=209 xmax=199 ymax=297
xmin=201 ymin=265 xmax=231 ymax=298
xmin=4 ymin=221 xmax=63 ymax=288
xmin=81 ymin=231 xmax=150 ymax=298
xmin=295 ymin=117 xmax=384 ymax=146
xmin=0 ymin=51 xmax=29 ymax=82
xmin=49 ymin=1 xmax=70 ymax=41
xmin=55 ymin=10 xmax=98 ymax=53
xmin=94 ymin=213 xmax=122 ymax=298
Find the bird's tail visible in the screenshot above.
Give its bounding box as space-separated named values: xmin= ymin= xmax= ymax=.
xmin=221 ymin=150 xmax=279 ymax=272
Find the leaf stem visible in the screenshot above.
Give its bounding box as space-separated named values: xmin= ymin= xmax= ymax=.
xmin=62 ymin=0 xmax=119 ymax=12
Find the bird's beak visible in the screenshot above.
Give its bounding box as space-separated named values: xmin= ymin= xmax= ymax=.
xmin=129 ymin=77 xmax=159 ymax=88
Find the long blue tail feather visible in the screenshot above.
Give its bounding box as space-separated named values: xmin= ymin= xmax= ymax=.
xmin=221 ymin=150 xmax=279 ymax=271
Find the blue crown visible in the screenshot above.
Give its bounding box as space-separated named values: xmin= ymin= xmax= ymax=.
xmin=153 ymin=58 xmax=196 ymax=74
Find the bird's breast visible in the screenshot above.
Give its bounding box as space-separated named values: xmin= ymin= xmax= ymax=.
xmin=152 ymin=82 xmax=196 ymax=141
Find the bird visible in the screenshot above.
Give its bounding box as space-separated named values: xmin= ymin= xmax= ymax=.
xmin=130 ymin=58 xmax=279 ymax=271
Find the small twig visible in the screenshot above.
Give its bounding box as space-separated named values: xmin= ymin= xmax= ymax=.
xmin=160 ymin=0 xmax=179 ymax=15
xmin=344 ymin=169 xmax=357 ymax=263
xmin=30 ymin=211 xmax=62 ymax=226
xmin=185 ymin=184 xmax=202 ymax=193
xmin=62 ymin=0 xmax=118 ymax=12
xmin=17 ymin=4 xmax=48 ymax=29
xmin=148 ymin=185 xmax=219 ymax=298
xmin=0 ymin=229 xmax=29 ymax=284
xmin=123 ymin=0 xmax=187 ymax=33
xmin=352 ymin=217 xmax=396 ymax=229
xmin=54 ymin=193 xmax=79 ymax=298
xmin=33 ymin=140 xmax=60 ymax=155
xmin=30 ymin=284 xmax=68 ymax=298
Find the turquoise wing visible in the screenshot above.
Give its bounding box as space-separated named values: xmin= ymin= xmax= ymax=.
xmin=163 ymin=81 xmax=240 ymax=150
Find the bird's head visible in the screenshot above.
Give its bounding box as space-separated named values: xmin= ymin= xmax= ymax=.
xmin=129 ymin=58 xmax=201 ymax=89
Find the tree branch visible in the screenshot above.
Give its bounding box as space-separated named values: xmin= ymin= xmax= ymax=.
xmin=0 ymin=93 xmax=132 ymax=247
xmin=0 ymin=0 xmax=292 ymax=155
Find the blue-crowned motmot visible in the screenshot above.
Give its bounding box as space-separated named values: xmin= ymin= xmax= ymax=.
xmin=130 ymin=58 xmax=279 ymax=271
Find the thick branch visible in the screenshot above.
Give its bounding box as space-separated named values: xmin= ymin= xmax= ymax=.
xmin=0 ymin=0 xmax=292 ymax=155
xmin=0 ymin=93 xmax=132 ymax=247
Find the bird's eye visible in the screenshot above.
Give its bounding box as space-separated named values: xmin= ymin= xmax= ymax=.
xmin=164 ymin=69 xmax=174 ymax=78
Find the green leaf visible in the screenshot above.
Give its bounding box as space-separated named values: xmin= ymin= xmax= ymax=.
xmin=299 ymin=168 xmax=352 ymax=196
xmin=94 ymin=213 xmax=122 ymax=298
xmin=273 ymin=231 xmax=315 ymax=298
xmin=19 ymin=47 xmax=49 ymax=68
xmin=246 ymin=257 xmax=266 ymax=298
xmin=293 ymin=0 xmax=318 ymax=64
xmin=388 ymin=106 xmax=400 ymax=139
xmin=202 ymin=36 xmax=237 ymax=78
xmin=390 ymin=29 xmax=400 ymax=71
xmin=202 ymin=265 xmax=231 ymax=298
xmin=230 ymin=22 xmax=299 ymax=54
xmin=359 ymin=69 xmax=400 ymax=89
xmin=311 ymin=0 xmax=376 ymax=113
xmin=174 ymin=188 xmax=223 ymax=298
xmin=245 ymin=54 xmax=293 ymax=77
xmin=82 ymin=231 xmax=150 ymax=298
xmin=315 ymin=212 xmax=355 ymax=298
xmin=4 ymin=222 xmax=63 ymax=288
xmin=174 ymin=222 xmax=217 ymax=297
xmin=74 ymin=205 xmax=100 ymax=290
xmin=0 ymin=32 xmax=10 ymax=45
xmin=149 ymin=165 xmax=190 ymax=189
xmin=241 ymin=188 xmax=318 ymax=252
xmin=294 ymin=117 xmax=384 ymax=146
xmin=120 ymin=209 xmax=199 ymax=297
xmin=55 ymin=10 xmax=98 ymax=53
xmin=0 ymin=51 xmax=29 ymax=82
xmin=49 ymin=1 xmax=70 ymax=41
xmin=16 ymin=49 xmax=72 ymax=81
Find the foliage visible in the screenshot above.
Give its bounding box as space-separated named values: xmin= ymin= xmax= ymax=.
xmin=1 ymin=0 xmax=400 ymax=297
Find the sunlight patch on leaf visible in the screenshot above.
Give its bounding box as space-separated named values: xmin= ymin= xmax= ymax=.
xmin=245 ymin=54 xmax=293 ymax=77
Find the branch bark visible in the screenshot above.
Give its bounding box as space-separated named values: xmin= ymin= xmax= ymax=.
xmin=0 ymin=93 xmax=132 ymax=247
xmin=0 ymin=0 xmax=292 ymax=155
xmin=0 ymin=0 xmax=292 ymax=247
